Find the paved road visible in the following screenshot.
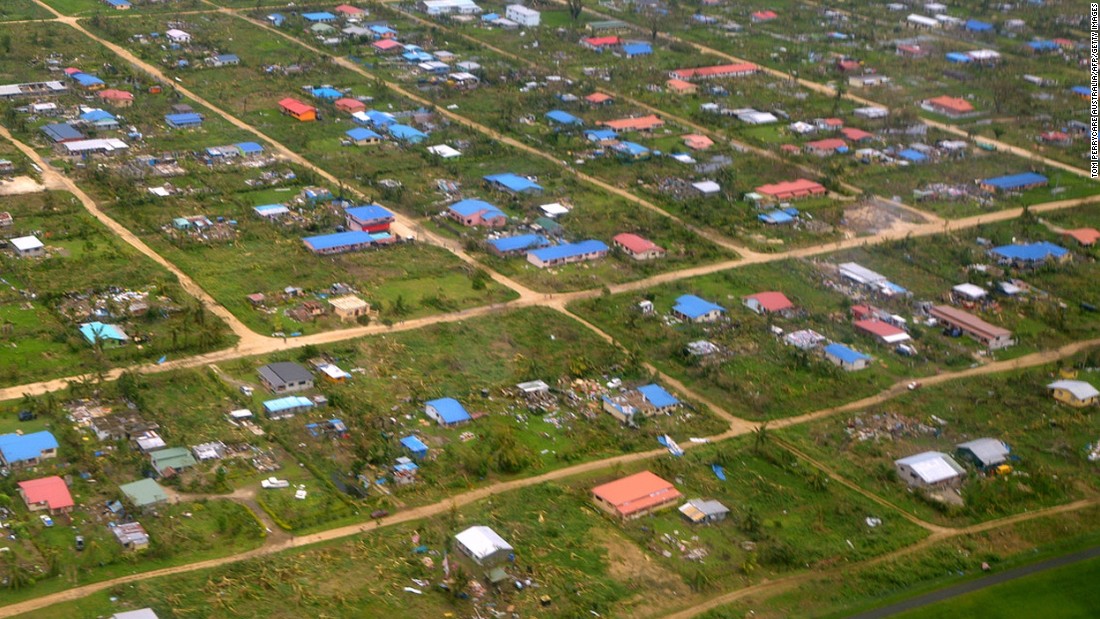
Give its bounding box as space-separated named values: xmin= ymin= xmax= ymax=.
xmin=848 ymin=545 xmax=1100 ymax=619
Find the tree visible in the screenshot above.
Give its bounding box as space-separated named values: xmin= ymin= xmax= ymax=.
xmin=752 ymin=421 xmax=770 ymax=454
xmin=567 ymin=0 xmax=584 ymax=21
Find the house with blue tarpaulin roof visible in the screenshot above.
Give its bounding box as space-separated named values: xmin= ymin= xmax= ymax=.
xmin=254 ymin=204 xmax=290 ymax=218
xmin=487 ymin=233 xmax=550 ymax=256
xmin=400 ymin=435 xmax=429 ymax=458
xmin=1071 ymin=86 xmax=1091 ymax=98
xmin=387 ymin=124 xmax=428 ymax=143
xmin=546 ymin=110 xmax=583 ymax=126
xmin=965 ymin=19 xmax=993 ymax=32
xmin=613 ymin=141 xmax=650 ymax=160
xmin=303 ymin=11 xmax=337 ymax=22
xmin=346 ymin=127 xmax=382 ymax=144
xmin=759 ymin=208 xmax=798 ymax=224
xmin=356 ymin=109 xmax=397 ymax=126
xmin=393 ymin=457 xmax=419 ymax=484
xmin=824 ymin=343 xmax=871 ymax=371
xmin=79 ymin=322 xmax=129 ymax=347
xmin=312 ymin=87 xmax=344 ymax=100
xmin=303 ymin=230 xmax=386 ymax=254
xmin=620 ymin=42 xmax=653 ymax=58
xmin=527 ymin=240 xmax=608 ymax=268
xmin=403 ymin=50 xmax=435 ymax=62
xmin=0 ymin=431 xmax=58 ymax=468
xmin=425 ymin=398 xmax=472 ymax=426
xmin=71 ymin=73 xmax=105 ymax=90
xmin=672 ymin=294 xmax=725 ymax=323
xmin=979 ymin=172 xmax=1048 ymax=193
xmin=898 ymin=148 xmax=927 ymax=163
xmin=1027 ymin=40 xmax=1058 ymax=52
xmin=484 ymin=173 xmax=543 ymax=194
xmin=584 ymin=128 xmax=617 ymax=143
xmin=371 ymin=25 xmax=397 ymax=37
xmin=106 ymin=0 xmax=132 ymax=8
xmin=263 ymin=396 xmax=314 ymax=419
xmin=165 ymin=113 xmax=204 ymax=128
xmin=945 ymin=52 xmax=972 ymax=63
xmin=237 ymin=142 xmax=263 ymax=155
xmin=79 ymin=109 xmax=119 ymax=130
xmin=267 ymin=13 xmax=286 ymax=26
xmin=449 ymin=199 xmax=507 ymax=228
xmin=637 ymin=384 xmax=680 ymax=410
xmin=990 ymin=241 xmax=1069 ymax=265
xmin=344 ymin=204 xmax=394 ymax=232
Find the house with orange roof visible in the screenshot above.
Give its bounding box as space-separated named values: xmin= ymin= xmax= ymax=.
xmin=743 ymin=291 xmax=794 ymax=315
xmin=682 ymin=134 xmax=713 ymax=150
xmin=751 ymin=9 xmax=778 ymax=22
xmin=613 ymin=233 xmax=665 ymax=260
xmin=581 ymin=35 xmax=620 ymax=51
xmin=335 ymin=4 xmax=366 ymax=16
xmin=372 ymin=38 xmax=403 ymax=53
xmin=600 ymin=114 xmax=664 ymax=132
xmin=754 ymin=178 xmax=827 ymax=201
xmin=278 ymin=97 xmax=317 ymax=122
xmin=1064 ymin=228 xmax=1100 ymax=247
xmin=18 ymin=476 xmax=74 ymax=515
xmin=841 ymin=127 xmax=875 ymax=142
xmin=334 ymin=97 xmax=367 ymax=114
xmin=669 ymin=62 xmax=759 ymax=81
xmin=592 ymin=471 xmax=682 ymax=519
xmin=922 ymin=95 xmax=975 ymax=118
xmin=97 ymin=89 xmax=134 ymax=107
xmin=804 ymin=138 xmax=848 ymax=156
xmin=666 ymin=79 xmax=698 ymax=95
xmin=585 ymin=92 xmax=614 ymax=105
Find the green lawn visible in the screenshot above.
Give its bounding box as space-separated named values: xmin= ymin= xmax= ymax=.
xmin=893 ymin=556 xmax=1100 ymax=619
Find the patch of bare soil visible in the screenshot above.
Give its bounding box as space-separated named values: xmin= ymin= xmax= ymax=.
xmin=0 ymin=175 xmax=46 ymax=196
xmin=844 ymin=199 xmax=928 ymax=235
xmin=601 ymin=529 xmax=692 ymax=618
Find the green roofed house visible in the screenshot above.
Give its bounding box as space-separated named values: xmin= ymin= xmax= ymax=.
xmin=119 ymin=478 xmax=170 ymax=509
xmin=150 ymin=447 xmax=197 ymax=477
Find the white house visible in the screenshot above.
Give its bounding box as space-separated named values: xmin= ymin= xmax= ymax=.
xmin=10 ymin=235 xmax=45 ymax=258
xmin=894 ymin=451 xmax=965 ymax=488
xmin=165 ymin=29 xmax=192 ymax=44
xmin=505 ymin=4 xmax=540 ymax=26
xmin=454 ymin=526 xmax=514 ymax=566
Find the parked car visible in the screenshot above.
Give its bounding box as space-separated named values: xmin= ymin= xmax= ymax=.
xmin=75 ymin=535 xmax=84 ymax=551
xmin=370 ymin=509 xmax=389 ymax=519
xmin=39 ymin=515 xmax=54 ymax=527
xmin=17 ymin=410 xmax=35 ymax=422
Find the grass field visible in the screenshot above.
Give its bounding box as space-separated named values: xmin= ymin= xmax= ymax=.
xmin=892 ymin=555 xmax=1100 ymax=619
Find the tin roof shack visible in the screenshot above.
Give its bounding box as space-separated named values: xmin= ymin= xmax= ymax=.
xmin=679 ymin=498 xmax=730 ymax=524
xmin=894 ymin=451 xmax=965 ymax=489
xmin=823 ymin=343 xmax=872 ymax=371
xmin=110 ymin=521 xmax=150 ymax=550
xmin=150 ymin=447 xmax=197 ymax=477
xmin=955 ymin=438 xmax=1011 ymax=472
xmin=592 ymin=471 xmax=682 ymax=520
xmin=454 ymin=525 xmax=513 ymax=566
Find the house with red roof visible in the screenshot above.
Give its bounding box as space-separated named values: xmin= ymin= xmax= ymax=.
xmin=816 ymin=117 xmax=844 ymax=130
xmin=841 ymin=127 xmax=875 ymax=142
xmin=97 ymin=89 xmax=134 ymax=107
xmin=600 ymin=114 xmax=664 ymax=132
xmin=613 ymin=233 xmax=665 ymax=260
xmin=754 ymin=178 xmax=827 ymax=201
xmin=1039 ymin=131 xmax=1071 ymax=146
xmin=751 ymin=10 xmax=778 ymax=22
xmin=922 ymin=96 xmax=975 ymax=118
xmin=855 ymin=319 xmax=911 ymax=344
xmin=372 ymin=38 xmax=403 ymax=53
xmin=278 ymin=97 xmax=317 ymax=122
xmin=335 ymin=4 xmax=366 ymax=16
xmin=18 ymin=476 xmax=74 ymax=514
xmin=592 ymin=471 xmax=682 ymax=520
xmin=682 ymin=134 xmax=714 ymax=150
xmin=804 ymin=138 xmax=848 ymax=156
xmin=581 ymin=36 xmax=620 ymax=51
xmin=1064 ymin=228 xmax=1100 ymax=247
xmin=742 ymin=291 xmax=794 ymax=315
xmin=669 ymin=63 xmax=759 ymax=81
xmin=585 ymin=92 xmax=614 ymax=105
xmin=896 ymin=44 xmax=928 ymax=58
xmin=835 ymin=59 xmax=861 ymax=72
